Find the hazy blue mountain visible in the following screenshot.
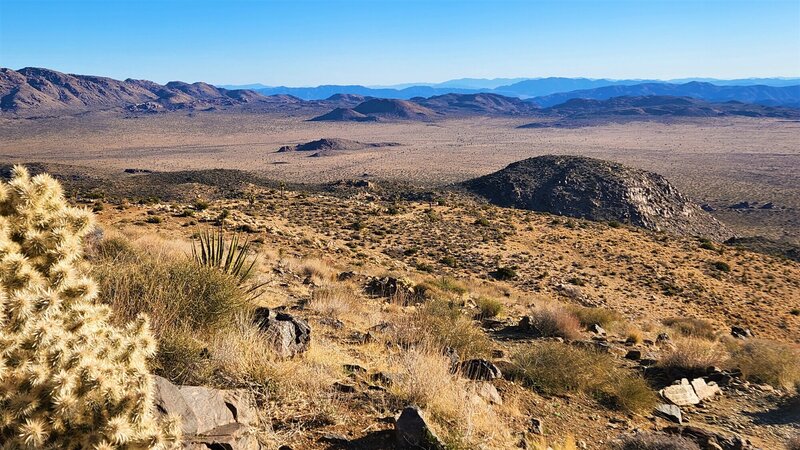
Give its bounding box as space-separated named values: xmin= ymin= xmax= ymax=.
xmin=666 ymin=78 xmax=800 ymax=87
xmin=531 ymin=82 xmax=800 ymax=108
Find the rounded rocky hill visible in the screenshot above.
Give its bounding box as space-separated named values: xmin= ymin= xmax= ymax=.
xmin=464 ymin=155 xmax=732 ymax=240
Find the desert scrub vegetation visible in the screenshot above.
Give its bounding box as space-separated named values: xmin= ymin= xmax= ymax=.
xmin=526 ymin=306 xmax=582 ymax=340
xmin=570 ymin=305 xmax=623 ymax=329
xmin=662 ymin=317 xmax=716 ymax=340
xmin=390 ymin=299 xmax=492 ymax=359
xmin=388 ymin=349 xmax=513 ymax=448
xmin=729 ymin=339 xmax=800 ymax=390
xmin=510 ymin=342 xmax=657 ymax=413
xmin=0 ymin=167 xmax=180 ymax=448
xmin=475 ymin=295 xmax=504 ymax=318
xmin=658 ymin=337 xmax=729 ymax=374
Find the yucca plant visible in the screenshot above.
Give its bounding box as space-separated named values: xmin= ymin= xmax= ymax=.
xmin=192 ymin=229 xmax=259 ymax=285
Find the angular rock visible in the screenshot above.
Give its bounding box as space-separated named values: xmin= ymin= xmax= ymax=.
xmin=661 ymin=379 xmax=700 ymax=406
xmin=730 ymin=326 xmax=753 ymax=339
xmin=459 ymin=359 xmax=502 ymax=381
xmin=365 ymin=276 xmax=415 ymax=299
xmin=395 ymin=406 xmax=445 ymax=450
xmin=152 ymin=375 xmax=261 ymax=450
xmin=691 ymin=378 xmax=721 ymax=401
xmin=655 ymin=403 xmax=683 ymax=424
xmin=253 ymin=307 xmax=311 ymax=357
xmin=475 ymin=382 xmax=503 ymax=405
xmin=530 ymin=417 xmax=544 ymax=435
xmin=625 ymin=349 xmax=642 ymax=360
xmin=589 ymin=323 xmax=606 ymax=335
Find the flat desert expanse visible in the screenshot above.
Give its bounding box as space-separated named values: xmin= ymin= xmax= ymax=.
xmin=2 ymin=112 xmax=799 ymax=242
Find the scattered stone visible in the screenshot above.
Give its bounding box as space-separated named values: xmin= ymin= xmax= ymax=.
xmin=319 ymin=433 xmax=349 ymax=445
xmin=395 ymin=406 xmax=445 ymax=450
xmin=337 ymin=271 xmax=357 ymax=281
xmin=475 ymin=382 xmax=503 ymax=405
xmin=459 ymin=359 xmax=502 ymax=381
xmin=731 ymin=326 xmax=753 ymax=339
xmin=625 ymin=349 xmax=642 ymax=360
xmin=152 ymin=375 xmax=261 ymax=450
xmin=655 ymin=403 xmax=683 ymax=424
xmin=333 ymin=382 xmax=357 ymax=393
xmin=661 ymin=379 xmax=701 ymax=406
xmin=656 ymin=333 xmax=671 ymax=344
xmin=663 ymin=425 xmax=757 ymax=450
xmin=365 ymin=276 xmax=415 ymax=299
xmin=370 ymin=372 xmax=396 ymax=386
xmin=344 ymin=363 xmax=367 ymax=374
xmin=589 ymin=323 xmax=606 ymax=335
xmin=691 ymin=378 xmax=721 ymax=401
xmin=253 ymin=307 xmax=311 ymax=358
xmin=530 ymin=417 xmax=544 ymax=435
xmin=443 ymin=346 xmax=460 ymax=368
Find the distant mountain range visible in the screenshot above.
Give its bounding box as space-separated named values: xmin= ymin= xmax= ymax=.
xmin=219 ymin=77 xmax=800 ymax=102
xmin=2 ymin=67 xmax=799 ymax=121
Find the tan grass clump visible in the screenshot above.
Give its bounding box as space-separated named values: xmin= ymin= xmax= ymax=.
xmin=0 ymin=166 xmax=180 ymax=448
xmin=663 ymin=317 xmax=717 ymax=340
xmin=510 ymin=342 xmax=656 ymax=413
xmin=570 ymin=305 xmax=623 ymax=328
xmin=658 ymin=337 xmax=729 ymax=373
xmin=729 ymin=339 xmax=800 ymax=391
xmin=308 ymin=284 xmax=360 ymax=319
xmin=527 ymin=306 xmax=582 ymax=340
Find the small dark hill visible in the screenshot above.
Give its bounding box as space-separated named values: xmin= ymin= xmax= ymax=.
xmin=417 ymin=93 xmax=539 ymax=115
xmin=464 ymin=155 xmax=732 ymax=240
xmin=325 ymin=94 xmax=371 ymax=107
xmin=309 ymin=107 xmax=378 ymax=122
xmin=352 ymin=98 xmax=437 ymax=119
xmin=277 ymin=138 xmax=400 ymax=155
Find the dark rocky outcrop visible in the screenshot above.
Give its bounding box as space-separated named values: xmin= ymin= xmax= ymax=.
xmin=253 ymin=307 xmax=311 ymax=357
xmin=464 ymin=155 xmax=732 ymax=241
xmin=395 ymin=406 xmax=445 ymax=450
xmin=276 ymin=138 xmax=400 ymax=155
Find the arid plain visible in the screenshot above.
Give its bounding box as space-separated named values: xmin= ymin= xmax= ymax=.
xmin=2 ymin=112 xmax=799 ymax=243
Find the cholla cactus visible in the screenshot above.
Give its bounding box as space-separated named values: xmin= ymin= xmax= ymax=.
xmin=0 ymin=167 xmax=180 ymax=449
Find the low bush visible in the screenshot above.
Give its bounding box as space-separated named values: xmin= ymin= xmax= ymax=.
xmin=658 ymin=337 xmax=729 ymax=374
xmin=527 ymin=307 xmax=582 ymax=340
xmin=510 ymin=342 xmax=657 ymax=413
xmin=729 ymin=339 xmax=800 ymax=390
xmin=570 ymin=305 xmax=623 ymax=328
xmin=475 ymin=296 xmax=504 ymax=318
xmin=663 ymin=317 xmax=716 ymax=340
xmin=308 ymin=284 xmax=359 ymax=318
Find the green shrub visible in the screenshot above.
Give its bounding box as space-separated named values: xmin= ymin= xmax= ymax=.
xmin=491 ymin=266 xmax=517 ymax=280
xmin=475 ymin=296 xmax=504 ymax=318
xmin=0 ymin=167 xmax=180 ymax=448
xmin=712 ymin=261 xmax=731 ymax=272
xmin=396 ymin=299 xmax=492 ymax=359
xmin=510 ymin=342 xmax=656 ymax=413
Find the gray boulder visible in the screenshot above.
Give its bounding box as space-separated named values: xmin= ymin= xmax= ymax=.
xmin=459 ymin=359 xmax=502 ymax=381
xmin=253 ymin=307 xmax=311 ymax=357
xmin=152 ymin=375 xmax=261 ymax=450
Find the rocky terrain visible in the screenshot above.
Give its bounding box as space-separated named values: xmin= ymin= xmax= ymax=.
xmin=277 ymin=138 xmax=402 ymax=157
xmin=464 ymin=155 xmax=733 ymax=241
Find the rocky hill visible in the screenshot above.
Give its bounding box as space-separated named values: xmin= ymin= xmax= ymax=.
xmin=276 ymin=138 xmax=400 ymax=156
xmin=0 ymin=67 xmax=271 ymax=114
xmin=415 ymin=93 xmax=540 ymax=115
xmin=464 ymin=155 xmax=733 ymax=241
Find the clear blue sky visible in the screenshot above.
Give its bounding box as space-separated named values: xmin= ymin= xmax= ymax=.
xmin=1 ymin=0 xmax=798 ymax=86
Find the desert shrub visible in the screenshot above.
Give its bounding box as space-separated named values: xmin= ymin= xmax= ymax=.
xmin=527 ymin=307 xmax=582 ymax=340
xmin=475 ymin=296 xmax=504 ymax=318
xmin=510 ymin=342 xmax=656 ymax=413
xmin=429 ymin=276 xmax=468 ymax=295
xmin=712 ymin=261 xmax=731 ymax=272
xmin=146 ymin=215 xmax=163 ymax=224
xmin=388 ymin=349 xmax=512 ymax=448
xmin=729 ymin=339 xmax=800 ymax=390
xmin=613 ymin=432 xmax=701 ymax=450
xmin=663 ymin=317 xmax=716 ymax=339
xmin=392 ymin=299 xmax=491 ymax=359
xmin=491 ymin=266 xmax=517 ymax=280
xmin=308 ymin=284 xmax=359 ymax=318
xmin=659 ymin=337 xmax=729 ymax=373
xmin=93 ymin=246 xmax=247 ymax=336
xmin=570 ymin=305 xmax=623 ymax=328
xmin=0 ymin=167 xmax=180 ymax=447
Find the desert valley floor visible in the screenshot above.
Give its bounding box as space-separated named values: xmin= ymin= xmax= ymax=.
xmin=2 ymin=112 xmax=799 ymax=243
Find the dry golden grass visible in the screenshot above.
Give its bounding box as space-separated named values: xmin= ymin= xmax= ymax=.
xmin=729 ymin=339 xmax=800 ymax=390
xmin=307 ymin=283 xmax=360 ymax=318
xmin=658 ymin=337 xmax=729 ymax=373
xmin=570 ymin=305 xmax=623 ymax=328
xmin=527 ymin=307 xmax=582 ymax=340
xmin=663 ymin=317 xmax=717 ymax=340
xmin=388 ymin=349 xmax=513 ymax=449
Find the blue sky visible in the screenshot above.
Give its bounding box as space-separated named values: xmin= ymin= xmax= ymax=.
xmin=1 ymin=0 xmax=798 ymax=86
